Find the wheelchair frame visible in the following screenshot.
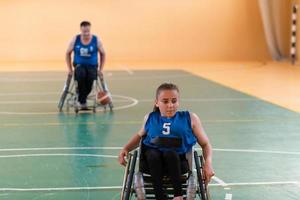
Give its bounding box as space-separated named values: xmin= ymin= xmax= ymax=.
xmin=120 ymin=144 xmax=211 ymax=200
xmin=58 ymin=74 xmax=113 ymax=113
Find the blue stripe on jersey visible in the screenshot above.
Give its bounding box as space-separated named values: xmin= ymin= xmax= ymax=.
xmin=73 ymin=35 xmax=98 ymax=66
xmin=143 ymin=111 xmax=197 ymax=154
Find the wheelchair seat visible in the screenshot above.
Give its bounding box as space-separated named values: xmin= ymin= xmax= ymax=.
xmin=138 ymin=141 xmax=190 ymax=175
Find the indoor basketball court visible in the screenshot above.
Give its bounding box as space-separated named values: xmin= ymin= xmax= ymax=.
xmin=0 ymin=1 xmax=300 ymax=200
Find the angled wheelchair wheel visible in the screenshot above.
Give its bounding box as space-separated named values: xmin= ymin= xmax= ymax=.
xmin=58 ymin=74 xmax=72 ymax=112
xmin=194 ymin=151 xmax=208 ymax=200
xmin=122 ymin=150 xmax=138 ymax=200
xmin=108 ymin=102 xmax=113 ymax=112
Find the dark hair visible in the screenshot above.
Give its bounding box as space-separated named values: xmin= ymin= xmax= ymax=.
xmin=80 ymin=21 xmax=91 ymax=27
xmin=153 ymin=83 xmax=179 ymax=112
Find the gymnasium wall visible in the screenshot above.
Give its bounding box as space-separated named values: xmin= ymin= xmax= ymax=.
xmin=0 ymin=0 xmax=292 ymax=66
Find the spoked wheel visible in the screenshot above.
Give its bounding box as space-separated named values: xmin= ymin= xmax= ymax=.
xmin=194 ymin=151 xmax=208 ymax=200
xmin=122 ymin=150 xmax=138 ymax=200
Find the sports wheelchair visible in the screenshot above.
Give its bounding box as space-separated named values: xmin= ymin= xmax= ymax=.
xmin=120 ymin=139 xmax=211 ymax=200
xmin=58 ymin=73 xmax=113 ymax=113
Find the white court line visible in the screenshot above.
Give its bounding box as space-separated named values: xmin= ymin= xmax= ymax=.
xmin=0 ymin=186 xmax=121 ymax=192
xmin=0 ymin=94 xmax=138 ymax=115
xmin=212 ymin=176 xmax=228 ymax=187
xmin=0 ymin=99 xmax=132 ymax=104
xmin=0 ymin=78 xmax=65 ymax=82
xmin=0 ymin=92 xmax=59 ymax=96
xmin=0 ymin=147 xmax=122 ymax=152
xmin=225 ymin=193 xmax=232 ymax=200
xmin=0 ymin=119 xmax=271 ymax=127
xmin=119 ymin=65 xmax=134 ymax=75
xmin=0 ymin=98 xmax=258 ymax=104
xmin=138 ymin=98 xmax=257 ymax=102
xmin=0 ymin=101 xmax=60 ymax=104
xmin=0 ymin=74 xmax=190 ymax=82
xmin=211 ymin=148 xmax=300 ymax=155
xmin=0 ymin=147 xmax=300 ymax=157
xmin=0 ymin=181 xmax=298 ymax=192
xmin=0 ymin=154 xmax=118 ymax=159
xmin=209 ymin=181 xmax=299 ymax=187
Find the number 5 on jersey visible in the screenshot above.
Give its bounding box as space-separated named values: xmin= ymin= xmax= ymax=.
xmin=162 ymin=123 xmax=171 ymax=135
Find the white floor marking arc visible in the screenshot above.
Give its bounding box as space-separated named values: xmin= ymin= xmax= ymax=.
xmin=0 ymin=94 xmax=138 ymax=115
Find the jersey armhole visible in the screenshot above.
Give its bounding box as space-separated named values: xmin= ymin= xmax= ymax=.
xmin=187 ymin=111 xmax=193 ymax=129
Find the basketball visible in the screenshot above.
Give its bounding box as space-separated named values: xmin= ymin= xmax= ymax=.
xmin=97 ymin=91 xmax=111 ymax=105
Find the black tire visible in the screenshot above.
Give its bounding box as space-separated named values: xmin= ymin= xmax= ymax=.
xmin=121 ymin=152 xmax=133 ymax=200
xmin=58 ymin=74 xmax=72 ymax=112
xmin=194 ymin=151 xmax=207 ymax=200
xmin=58 ymin=90 xmax=68 ymax=112
xmin=124 ymin=150 xmax=138 ymax=200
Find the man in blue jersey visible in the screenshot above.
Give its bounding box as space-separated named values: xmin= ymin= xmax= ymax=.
xmin=66 ymin=21 xmax=105 ymax=109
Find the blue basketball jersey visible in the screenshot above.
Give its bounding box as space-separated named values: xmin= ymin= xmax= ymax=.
xmin=73 ymin=35 xmax=98 ymax=66
xmin=143 ymin=111 xmax=197 ymax=154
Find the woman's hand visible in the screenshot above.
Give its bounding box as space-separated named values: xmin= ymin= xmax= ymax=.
xmin=118 ymin=148 xmax=129 ymax=166
xmin=203 ymin=162 xmax=215 ymax=185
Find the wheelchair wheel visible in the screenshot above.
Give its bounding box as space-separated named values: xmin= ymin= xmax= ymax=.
xmin=109 ymin=102 xmax=113 ymax=111
xmin=194 ymin=151 xmax=208 ymax=200
xmin=58 ymin=74 xmax=72 ymax=112
xmin=75 ymin=107 xmax=79 ymax=114
xmin=121 ymin=152 xmax=132 ymax=200
xmin=122 ymin=150 xmax=138 ymax=200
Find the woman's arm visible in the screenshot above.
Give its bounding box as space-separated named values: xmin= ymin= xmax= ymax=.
xmin=118 ymin=115 xmax=148 ymax=166
xmin=190 ymin=112 xmax=215 ymax=184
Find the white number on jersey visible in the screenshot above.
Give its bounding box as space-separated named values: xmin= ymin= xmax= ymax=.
xmin=162 ymin=123 xmax=171 ymax=135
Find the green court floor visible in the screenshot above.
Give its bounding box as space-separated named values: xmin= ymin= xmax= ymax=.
xmin=0 ymin=70 xmax=300 ymax=200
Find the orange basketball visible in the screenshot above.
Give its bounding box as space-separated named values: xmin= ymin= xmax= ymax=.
xmin=97 ymin=91 xmax=111 ymax=105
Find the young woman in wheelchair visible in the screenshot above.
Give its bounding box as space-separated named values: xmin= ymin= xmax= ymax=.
xmin=118 ymin=83 xmax=214 ymax=200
